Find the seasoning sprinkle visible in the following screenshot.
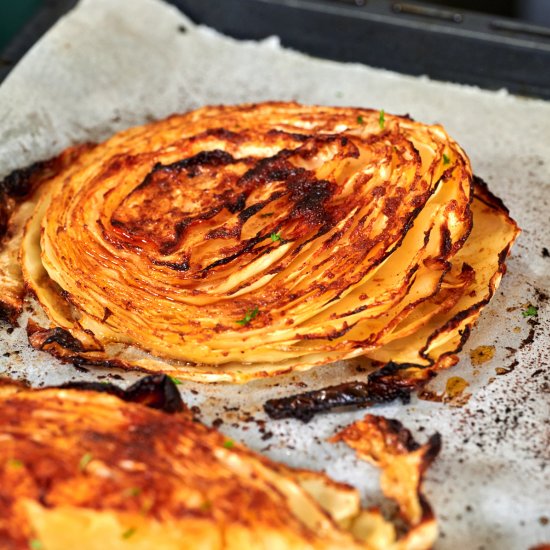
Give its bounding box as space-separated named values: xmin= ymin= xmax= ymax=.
xmin=378 ymin=109 xmax=385 ymax=129
xmin=78 ymin=452 xmax=93 ymax=472
xmin=236 ymin=306 xmax=259 ymax=326
xmin=122 ymin=527 xmax=137 ymax=539
xmin=124 ymin=487 xmax=142 ymax=497
xmin=201 ymin=500 xmax=212 ymax=511
xmin=522 ymin=305 xmax=538 ymax=317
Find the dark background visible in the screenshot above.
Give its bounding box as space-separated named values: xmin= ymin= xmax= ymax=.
xmin=2 ymin=0 xmax=550 ymax=51
xmin=1 ymin=0 xmax=42 ymax=51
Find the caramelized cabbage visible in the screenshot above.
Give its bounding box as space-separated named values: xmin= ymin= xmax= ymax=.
xmin=0 ymin=102 xmax=519 ymax=381
xmin=0 ymin=378 xmax=439 ymax=549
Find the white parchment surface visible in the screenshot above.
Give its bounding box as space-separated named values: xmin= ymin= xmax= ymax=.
xmin=0 ymin=0 xmax=549 ymax=548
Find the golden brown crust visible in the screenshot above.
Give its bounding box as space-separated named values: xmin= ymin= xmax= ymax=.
xmin=0 ymin=102 xmax=519 ymax=382
xmin=0 ymin=379 xmax=439 ymax=549
xmin=0 ymin=144 xmax=95 ymax=324
xmin=332 ymin=415 xmax=440 ymax=529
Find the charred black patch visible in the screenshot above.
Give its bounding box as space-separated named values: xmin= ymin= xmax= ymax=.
xmin=101 ymin=308 xmax=113 ymax=323
xmin=326 ymin=322 xmax=354 ymax=341
xmin=128 ymin=150 xmax=236 ymax=200
xmin=156 ymin=149 xmax=235 ymax=176
xmin=423 ymin=433 xmax=443 ymax=465
xmin=264 ymin=361 xmax=431 ymax=422
xmin=238 ymin=156 xmax=299 ymax=188
xmin=441 ymin=225 xmax=452 ymax=256
xmin=520 ymin=319 xmax=537 ymax=349
xmin=382 ymin=417 xmax=423 ymax=452
xmin=382 ymin=196 xmax=402 ymax=218
xmin=224 ymin=191 xmax=247 ymax=214
xmin=0 ymin=159 xmax=51 ymax=199
xmin=0 ymin=301 xmax=20 ymax=325
xmin=37 ymin=327 xmax=85 ymax=352
xmin=266 ymin=129 xmax=309 ymax=141
xmin=200 ymin=234 xmax=266 ymax=273
xmin=0 ymin=197 xmax=10 ymax=239
xmin=498 ymin=244 xmax=511 ymax=267
xmin=288 ymin=175 xmax=335 ymax=226
xmin=60 ymin=374 xmax=184 ymax=413
xmin=205 ymin=226 xmax=240 ymax=240
xmin=238 ymin=202 xmax=265 ymax=223
xmin=152 ymin=257 xmax=190 ymax=271
xmin=473 ymin=175 xmax=511 ymax=214
xmin=159 ymin=220 xmax=191 ymax=256
xmin=0 ymin=157 xmax=61 ymax=239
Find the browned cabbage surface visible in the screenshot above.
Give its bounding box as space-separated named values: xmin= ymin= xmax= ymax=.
xmin=0 ymin=378 xmax=439 ymax=549
xmin=0 ymin=102 xmax=519 ymax=381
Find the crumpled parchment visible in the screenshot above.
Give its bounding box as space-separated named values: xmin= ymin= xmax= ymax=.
xmin=0 ymin=1 xmax=549 ymax=548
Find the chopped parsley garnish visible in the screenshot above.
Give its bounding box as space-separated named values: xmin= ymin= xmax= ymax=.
xmin=443 ymin=153 xmax=450 ymax=165
xmin=223 ymin=439 xmax=235 ymax=449
xmin=29 ymin=540 xmax=42 ymax=550
xmin=357 ymin=115 xmax=364 ymax=125
xmin=122 ymin=527 xmax=137 ymax=539
xmin=8 ymin=458 xmax=24 ymax=468
xmin=522 ymin=305 xmax=538 ymax=317
xmin=78 ymin=452 xmax=93 ymax=472
xmin=168 ymin=375 xmax=182 ymax=385
xmin=378 ymin=109 xmax=385 ymax=129
xmin=270 ymin=232 xmax=282 ymax=242
xmin=124 ymin=487 xmax=142 ymax=497
xmin=260 ymin=212 xmax=274 ymax=218
xmin=236 ymin=306 xmax=259 ymax=326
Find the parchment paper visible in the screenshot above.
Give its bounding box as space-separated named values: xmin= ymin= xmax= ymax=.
xmin=0 ymin=0 xmax=549 ymax=548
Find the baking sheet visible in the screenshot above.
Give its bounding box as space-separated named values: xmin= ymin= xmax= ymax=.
xmin=0 ymin=0 xmax=549 ymax=547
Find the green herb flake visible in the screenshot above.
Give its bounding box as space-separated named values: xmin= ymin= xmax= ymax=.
xmin=29 ymin=540 xmax=43 ymax=550
xmin=168 ymin=375 xmax=182 ymax=385
xmin=236 ymin=306 xmax=259 ymax=326
xmin=78 ymin=452 xmax=93 ymax=472
xmin=443 ymin=153 xmax=450 ymax=165
xmin=378 ymin=109 xmax=385 ymax=129
xmin=124 ymin=487 xmax=142 ymax=497
xmin=122 ymin=527 xmax=137 ymax=539
xmin=356 ymin=115 xmax=364 ymax=125
xmin=8 ymin=458 xmax=24 ymax=468
xmin=270 ymin=232 xmax=282 ymax=242
xmin=260 ymin=212 xmax=274 ymax=218
xmin=200 ymin=500 xmax=212 ymax=511
xmin=223 ymin=439 xmax=235 ymax=449
xmin=522 ymin=305 xmax=538 ymax=317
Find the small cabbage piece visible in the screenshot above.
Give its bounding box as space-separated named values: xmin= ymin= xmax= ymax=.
xmin=0 ymin=102 xmax=519 ymax=381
